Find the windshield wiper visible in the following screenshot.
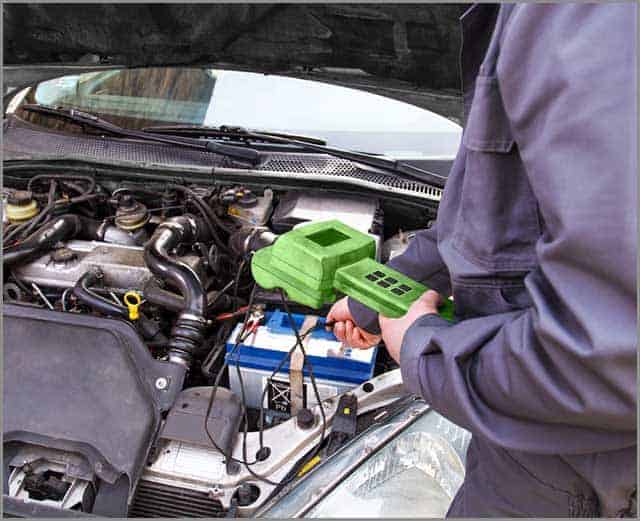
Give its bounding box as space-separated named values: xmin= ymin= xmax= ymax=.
xmin=20 ymin=104 xmax=261 ymax=165
xmin=143 ymin=124 xmax=448 ymax=188
xmin=142 ymin=124 xmax=328 ymax=146
xmin=20 ymin=105 xmax=446 ymax=186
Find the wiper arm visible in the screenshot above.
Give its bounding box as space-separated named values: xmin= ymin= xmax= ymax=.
xmin=20 ymin=104 xmax=261 ymax=165
xmin=143 ymin=124 xmax=447 ymax=187
xmin=143 ymin=124 xmax=328 ymax=146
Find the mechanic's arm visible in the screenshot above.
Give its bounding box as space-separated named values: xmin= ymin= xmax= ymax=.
xmin=339 ymin=224 xmax=451 ymax=337
xmin=383 ymin=3 xmax=637 ymax=455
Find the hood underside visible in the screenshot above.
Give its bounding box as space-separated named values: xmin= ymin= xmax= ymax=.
xmin=3 ymin=4 xmax=465 ymax=119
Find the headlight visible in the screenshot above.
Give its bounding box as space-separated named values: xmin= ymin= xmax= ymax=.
xmin=258 ymin=401 xmax=470 ymax=518
xmin=307 ymin=422 xmax=466 ymax=517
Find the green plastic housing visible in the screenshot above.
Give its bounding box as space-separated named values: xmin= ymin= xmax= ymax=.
xmin=251 ymin=219 xmax=454 ymax=320
xmin=252 ymin=220 xmax=376 ymax=309
xmin=334 ymin=257 xmax=455 ymax=321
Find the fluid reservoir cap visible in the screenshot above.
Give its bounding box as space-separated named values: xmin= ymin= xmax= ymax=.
xmin=6 ymin=191 xmax=38 ymax=223
xmin=8 ymin=190 xmax=34 ymax=206
xmin=236 ymin=190 xmax=258 ymax=208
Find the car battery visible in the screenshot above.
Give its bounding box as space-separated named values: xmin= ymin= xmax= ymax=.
xmin=225 ymin=310 xmax=377 ymax=416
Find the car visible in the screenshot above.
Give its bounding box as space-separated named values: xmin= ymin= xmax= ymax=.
xmin=3 ymin=21 xmax=470 ymax=518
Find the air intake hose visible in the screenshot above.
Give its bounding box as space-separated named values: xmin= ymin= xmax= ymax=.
xmin=73 ymin=269 xmax=129 ymax=319
xmin=3 ymin=214 xmax=101 ymax=266
xmin=144 ymin=215 xmax=211 ymax=366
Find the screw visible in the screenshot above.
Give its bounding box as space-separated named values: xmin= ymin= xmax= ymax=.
xmin=155 ymin=377 xmax=169 ymax=391
xmin=209 ymin=485 xmax=224 ymax=498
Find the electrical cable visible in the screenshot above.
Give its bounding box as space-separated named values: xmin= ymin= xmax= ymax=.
xmin=204 ymin=284 xmax=260 ymax=467
xmin=27 ymin=173 xmax=95 ymax=196
xmin=255 ymin=322 xmax=319 ymax=450
xmin=202 ymin=259 xmax=329 ymax=488
xmin=227 ymin=289 xmax=328 ymax=487
xmin=232 ymin=258 xmax=247 ymax=311
xmin=203 ymin=283 xmax=327 ymax=487
xmin=166 ymin=184 xmax=234 ymax=245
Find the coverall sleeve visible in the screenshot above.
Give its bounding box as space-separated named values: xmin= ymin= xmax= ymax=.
xmin=400 ymin=4 xmax=637 ymax=454
xmin=348 ymin=224 xmax=451 ymax=334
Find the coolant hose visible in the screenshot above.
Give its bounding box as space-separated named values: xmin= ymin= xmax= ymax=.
xmin=144 ymin=215 xmax=210 ymax=366
xmin=3 ymin=214 xmax=101 ymax=266
xmin=73 ymin=269 xmax=129 ymax=319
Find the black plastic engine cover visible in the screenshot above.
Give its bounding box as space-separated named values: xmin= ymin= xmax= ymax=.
xmin=2 ymin=304 xmax=186 ymax=499
xmin=160 ymin=386 xmax=242 ymax=462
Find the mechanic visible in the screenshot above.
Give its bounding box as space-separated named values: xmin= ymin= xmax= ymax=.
xmin=327 ymin=3 xmax=637 ymax=517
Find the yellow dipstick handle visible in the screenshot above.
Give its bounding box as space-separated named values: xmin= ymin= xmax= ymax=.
xmin=124 ymin=291 xmax=142 ymax=320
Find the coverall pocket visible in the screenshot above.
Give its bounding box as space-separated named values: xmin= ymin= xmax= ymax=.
xmin=454 ymin=75 xmax=540 ymax=272
xmin=452 ymin=280 xmax=531 ymax=320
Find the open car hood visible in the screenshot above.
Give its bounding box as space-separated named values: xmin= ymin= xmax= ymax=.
xmin=3 ymin=4 xmax=465 ymax=118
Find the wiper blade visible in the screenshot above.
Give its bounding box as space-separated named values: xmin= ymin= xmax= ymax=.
xmin=20 ymin=104 xmax=261 ymax=165
xmin=144 ymin=123 xmax=447 ymax=187
xmin=142 ymin=124 xmax=328 ymax=146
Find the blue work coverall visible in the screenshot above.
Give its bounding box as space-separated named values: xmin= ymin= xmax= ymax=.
xmin=349 ymin=4 xmax=637 ymax=516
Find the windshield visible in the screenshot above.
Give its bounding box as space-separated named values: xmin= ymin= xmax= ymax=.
xmin=11 ymin=67 xmax=461 ymax=159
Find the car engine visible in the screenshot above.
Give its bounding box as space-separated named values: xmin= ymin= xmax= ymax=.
xmin=2 ymin=172 xmax=427 ymax=517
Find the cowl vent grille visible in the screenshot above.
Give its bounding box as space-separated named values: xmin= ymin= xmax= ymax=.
xmin=259 ymin=154 xmax=443 ymax=199
xmin=4 ymin=117 xmax=443 ymax=201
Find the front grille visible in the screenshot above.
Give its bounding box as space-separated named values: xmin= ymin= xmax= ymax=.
xmin=128 ymin=481 xmax=225 ymax=518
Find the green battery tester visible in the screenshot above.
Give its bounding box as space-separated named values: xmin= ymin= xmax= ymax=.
xmin=251 ymin=220 xmax=454 ymax=321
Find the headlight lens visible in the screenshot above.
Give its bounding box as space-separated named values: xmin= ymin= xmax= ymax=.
xmin=307 ymin=428 xmax=466 ymax=518
xmin=257 ymin=401 xmax=470 ymax=518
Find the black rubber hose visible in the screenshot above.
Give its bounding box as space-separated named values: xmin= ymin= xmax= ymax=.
xmin=143 ymin=280 xmax=185 ymax=313
xmin=72 ymin=270 xmax=129 ymax=319
xmin=143 ymin=278 xmax=242 ymax=314
xmin=144 ymin=215 xmax=206 ymax=315
xmin=3 ymin=214 xmax=101 ymax=266
xmin=28 ymin=173 xmax=96 ymax=196
xmin=144 ymin=215 xmax=211 ymax=365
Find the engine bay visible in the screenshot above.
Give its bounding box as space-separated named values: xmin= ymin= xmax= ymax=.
xmin=2 ymin=170 xmax=433 ymax=517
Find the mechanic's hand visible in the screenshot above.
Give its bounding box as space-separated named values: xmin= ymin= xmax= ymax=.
xmin=379 ymin=290 xmax=442 ymax=364
xmin=327 ymin=297 xmax=381 ymax=349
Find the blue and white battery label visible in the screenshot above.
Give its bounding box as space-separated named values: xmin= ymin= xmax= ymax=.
xmin=229 ymin=316 xmax=376 ymax=364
